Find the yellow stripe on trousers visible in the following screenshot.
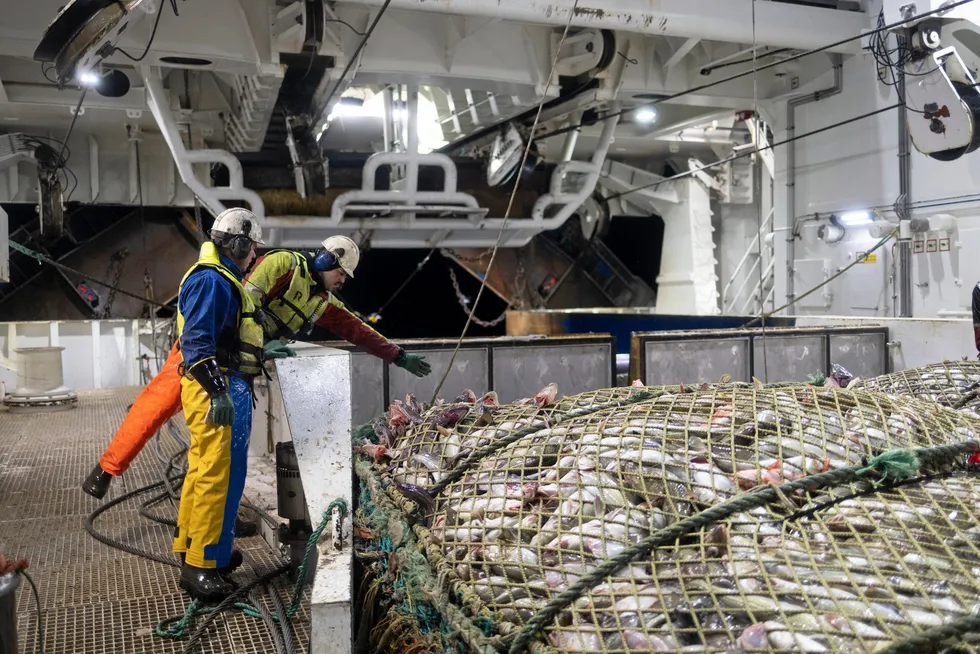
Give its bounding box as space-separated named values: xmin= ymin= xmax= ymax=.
xmin=174 ymin=375 xmax=234 ymax=569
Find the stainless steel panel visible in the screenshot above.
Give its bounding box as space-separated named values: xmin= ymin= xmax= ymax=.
xmin=753 ymin=335 xmax=826 ymax=382
xmin=830 ymin=333 xmax=887 ymax=378
xmin=492 ymin=344 xmax=613 ymax=403
xmin=645 ymin=338 xmax=751 ymax=385
xmin=388 ymin=347 xmax=489 ymax=403
xmin=350 ymin=352 xmax=384 ymax=426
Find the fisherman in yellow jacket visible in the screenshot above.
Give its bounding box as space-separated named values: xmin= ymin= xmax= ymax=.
xmin=172 ymin=208 xmax=289 ymax=601
xmin=82 ymin=237 xmax=431 ymax=500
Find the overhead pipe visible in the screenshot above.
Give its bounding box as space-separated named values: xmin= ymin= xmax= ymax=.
xmin=405 ymin=84 xmax=420 ymax=196
xmin=141 ymin=67 xmax=268 ymax=231
xmin=334 ymin=0 xmax=864 ymax=53
xmin=785 ymin=54 xmax=843 ymax=307
xmin=896 ymin=34 xmax=913 ymax=318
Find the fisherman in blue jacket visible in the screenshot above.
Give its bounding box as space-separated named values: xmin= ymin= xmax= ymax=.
xmin=173 ymin=207 xmax=293 ymax=601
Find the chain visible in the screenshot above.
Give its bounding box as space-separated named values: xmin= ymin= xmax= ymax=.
xmin=99 ymin=248 xmax=130 ymax=318
xmin=192 ymin=196 xmax=206 ymax=244
xmin=440 ymin=247 xmax=491 ymax=263
xmin=447 ymin=266 xmax=508 ymax=327
xmin=9 ymin=241 xmax=169 ymax=308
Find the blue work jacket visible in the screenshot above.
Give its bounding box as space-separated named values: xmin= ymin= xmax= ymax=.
xmin=178 ymin=253 xmax=244 ymax=370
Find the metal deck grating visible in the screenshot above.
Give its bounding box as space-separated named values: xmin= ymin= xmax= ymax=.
xmin=0 ymin=388 xmax=312 ymax=653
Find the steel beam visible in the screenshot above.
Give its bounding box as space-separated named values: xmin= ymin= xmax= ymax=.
xmin=664 ymin=38 xmax=702 ymax=72
xmin=335 ymin=0 xmax=865 ymax=53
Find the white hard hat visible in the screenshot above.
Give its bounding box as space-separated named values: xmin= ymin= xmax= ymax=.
xmin=212 ymin=208 xmax=265 ymax=245
xmin=321 ymin=235 xmax=359 ymax=277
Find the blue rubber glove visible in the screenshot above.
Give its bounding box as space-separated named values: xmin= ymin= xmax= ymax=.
xmin=394 ymin=352 xmax=432 ymax=378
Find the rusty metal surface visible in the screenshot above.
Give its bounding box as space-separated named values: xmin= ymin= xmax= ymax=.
xmin=0 ymin=388 xmax=310 ymax=653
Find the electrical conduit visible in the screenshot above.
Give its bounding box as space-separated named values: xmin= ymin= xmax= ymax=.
xmin=784 ymin=54 xmax=842 ymax=309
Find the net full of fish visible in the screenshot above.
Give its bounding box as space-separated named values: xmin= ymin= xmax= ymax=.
xmin=360 ymin=383 xmax=980 ymax=653
xmin=851 ymin=360 xmax=980 ymax=418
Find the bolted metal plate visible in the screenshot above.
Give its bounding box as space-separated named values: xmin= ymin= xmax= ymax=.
xmin=644 ymin=337 xmax=751 ymax=385
xmin=830 ymin=332 xmax=888 ymax=378
xmin=753 ymin=334 xmax=826 ymax=383
xmin=492 ymin=343 xmax=613 ymax=403
xmin=272 ymin=348 xmax=353 ymax=652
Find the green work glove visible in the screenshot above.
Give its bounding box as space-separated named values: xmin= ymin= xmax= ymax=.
xmin=263 ymin=340 xmax=296 ymax=360
xmin=207 ymin=392 xmax=235 ymax=426
xmin=394 ymin=352 xmax=432 ymax=378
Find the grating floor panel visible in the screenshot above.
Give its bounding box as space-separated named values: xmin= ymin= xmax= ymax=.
xmin=0 ymin=388 xmax=311 ymax=654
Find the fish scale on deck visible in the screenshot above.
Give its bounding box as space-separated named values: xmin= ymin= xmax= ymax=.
xmin=356 ymin=377 xmax=980 ymax=653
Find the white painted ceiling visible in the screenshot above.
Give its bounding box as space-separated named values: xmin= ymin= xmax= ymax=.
xmin=0 ymin=0 xmax=863 ymax=178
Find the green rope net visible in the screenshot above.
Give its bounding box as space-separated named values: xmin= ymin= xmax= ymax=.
xmin=356 ymin=382 xmax=980 ymax=653
xmin=851 ymin=360 xmax=980 ymax=416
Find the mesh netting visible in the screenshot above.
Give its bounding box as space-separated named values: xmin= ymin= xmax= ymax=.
xmin=357 ymin=383 xmax=980 ymax=653
xmin=851 ymin=361 xmax=980 ymax=417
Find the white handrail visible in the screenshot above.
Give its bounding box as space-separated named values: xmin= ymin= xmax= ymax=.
xmin=739 ymin=259 xmax=775 ymax=315
xmin=723 ymin=207 xmax=775 ymax=314
xmin=729 ymin=258 xmax=761 ymax=313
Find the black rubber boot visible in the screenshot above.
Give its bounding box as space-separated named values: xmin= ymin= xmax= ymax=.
xmin=82 ymin=464 xmax=113 ymax=499
xmin=179 ymin=563 xmax=239 ymax=602
xmin=178 ymin=549 xmax=243 ymax=574
xmin=235 ymin=517 xmax=258 ymax=537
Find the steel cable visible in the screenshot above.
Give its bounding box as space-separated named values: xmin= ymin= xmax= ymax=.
xmin=269 ymin=579 xmax=299 ymax=654
xmin=249 ymin=589 xmax=286 ymax=654
xmin=429 ymin=0 xmax=582 ymax=403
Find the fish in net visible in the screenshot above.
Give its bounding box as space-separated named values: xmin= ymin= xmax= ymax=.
xmin=851 ymin=360 xmax=980 ymax=417
xmin=360 ymin=383 xmax=980 ymax=653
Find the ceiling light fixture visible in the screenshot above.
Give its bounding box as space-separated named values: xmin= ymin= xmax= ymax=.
xmin=635 ymin=108 xmax=657 ymax=123
xmin=77 ymin=69 xmax=100 ymax=87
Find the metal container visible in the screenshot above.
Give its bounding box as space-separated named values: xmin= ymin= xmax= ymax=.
xmin=3 ymin=346 xmax=77 ymax=413
xmin=0 ymin=572 xmax=21 ymax=654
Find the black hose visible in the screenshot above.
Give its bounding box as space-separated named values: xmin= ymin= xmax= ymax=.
xmin=85 ymin=475 xmax=184 ymax=567
xmin=241 ymin=500 xmax=280 ymax=529
xmin=139 ymin=490 xmax=179 ymax=527
xmin=85 ymin=414 xmax=290 ymax=654
xmin=21 ymin=570 xmax=44 ymax=654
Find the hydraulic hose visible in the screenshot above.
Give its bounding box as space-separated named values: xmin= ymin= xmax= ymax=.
xmin=84 ymin=474 xmax=184 ymax=567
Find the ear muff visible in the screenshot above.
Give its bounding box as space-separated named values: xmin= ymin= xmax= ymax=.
xmin=230 ymin=235 xmax=252 ymax=260
xmin=228 ymin=219 xmax=254 ymax=259
xmin=313 ymin=249 xmax=339 ymax=272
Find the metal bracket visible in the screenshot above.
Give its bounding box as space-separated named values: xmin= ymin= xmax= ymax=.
xmin=272 ymin=1 xmax=307 ymax=54
xmin=532 ymin=101 xmax=621 ymax=224
xmin=141 ymin=66 xmax=266 ymax=226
